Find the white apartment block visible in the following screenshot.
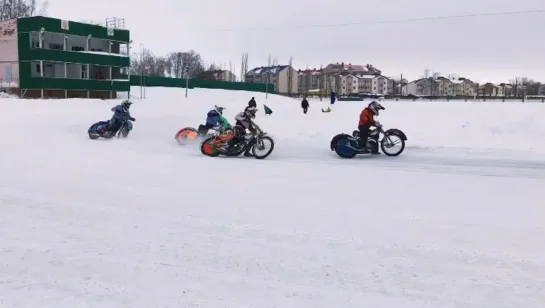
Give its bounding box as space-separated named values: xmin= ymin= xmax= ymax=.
xmin=403 ymin=77 xmax=477 ymax=96
xmin=338 ymin=74 xmax=393 ymax=95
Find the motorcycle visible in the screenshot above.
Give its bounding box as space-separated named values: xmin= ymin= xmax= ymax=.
xmin=88 ymin=119 xmax=133 ymax=139
xmin=330 ymin=126 xmax=407 ymax=158
xmin=174 ymin=116 xmax=232 ymax=145
xmin=200 ymin=124 xmax=274 ymax=159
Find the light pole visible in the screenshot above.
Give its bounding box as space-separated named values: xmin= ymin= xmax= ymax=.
xmin=140 ymin=43 xmax=144 ymax=98
xmin=265 ymin=71 xmax=269 ymax=99
xmin=185 ymin=67 xmax=189 ymax=98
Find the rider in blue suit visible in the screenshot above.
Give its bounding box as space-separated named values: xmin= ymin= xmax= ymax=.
xmin=109 ymin=100 xmax=135 ymax=133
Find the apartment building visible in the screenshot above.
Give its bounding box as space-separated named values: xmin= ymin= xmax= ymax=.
xmin=323 ymin=62 xmax=382 ymax=75
xmin=0 ymin=16 xmax=130 ymax=98
xmin=404 ymin=77 xmax=476 ymax=96
xmin=338 ymin=74 xmax=393 ymax=95
xmin=357 ymin=75 xmax=373 ymax=93
xmin=372 ymin=75 xmax=393 ymax=95
xmin=245 ymin=65 xmax=298 ymax=94
xmin=297 ymin=68 xmax=322 ymax=93
xmin=480 ymin=83 xmax=503 ymax=96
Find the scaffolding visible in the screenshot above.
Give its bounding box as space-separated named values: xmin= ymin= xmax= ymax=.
xmin=105 ymin=17 xmax=125 ymax=29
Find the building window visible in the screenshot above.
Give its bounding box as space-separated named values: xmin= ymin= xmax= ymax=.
xmin=72 ymin=46 xmax=84 ymax=51
xmin=35 ymin=63 xmax=41 ymax=74
xmin=49 ymin=43 xmax=63 ymax=50
xmin=81 ymin=65 xmax=88 ymax=79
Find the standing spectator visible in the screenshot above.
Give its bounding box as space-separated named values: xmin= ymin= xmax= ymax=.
xmin=248 ymin=97 xmax=257 ymax=108
xmin=301 ymin=97 xmax=309 ymax=114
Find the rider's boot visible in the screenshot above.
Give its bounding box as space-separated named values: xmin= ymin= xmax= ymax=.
xmin=358 ymin=138 xmax=370 ymax=153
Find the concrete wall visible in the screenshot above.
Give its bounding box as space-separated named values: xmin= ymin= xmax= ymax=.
xmin=0 ymin=19 xmax=19 ymax=87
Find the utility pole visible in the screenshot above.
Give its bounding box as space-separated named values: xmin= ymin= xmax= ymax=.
xmin=185 ymin=67 xmax=189 ymax=98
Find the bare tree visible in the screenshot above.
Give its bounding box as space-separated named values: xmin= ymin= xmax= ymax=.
xmin=165 ymin=52 xmax=184 ymax=78
xmin=130 ymin=49 xmax=167 ymax=77
xmin=288 ymin=56 xmax=293 ymax=94
xmin=195 ymin=63 xmax=220 ymax=80
xmin=0 ymin=0 xmax=48 ymax=21
xmin=510 ymin=77 xmax=541 ymax=95
xmin=180 ymin=50 xmax=205 ymax=78
xmin=240 ymin=52 xmax=248 ymax=82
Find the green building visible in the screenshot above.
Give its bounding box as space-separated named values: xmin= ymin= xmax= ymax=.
xmin=0 ymin=16 xmax=130 ymax=99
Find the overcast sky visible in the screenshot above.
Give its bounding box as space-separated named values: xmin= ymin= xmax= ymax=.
xmin=48 ymin=0 xmax=544 ymax=83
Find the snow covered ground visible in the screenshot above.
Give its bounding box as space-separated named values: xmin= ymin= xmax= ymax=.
xmin=1 ymin=87 xmax=544 ymax=307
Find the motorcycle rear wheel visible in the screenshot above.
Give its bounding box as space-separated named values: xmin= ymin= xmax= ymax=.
xmin=334 ymin=137 xmax=357 ymax=158
xmin=200 ymin=136 xmax=221 ymax=157
xmin=175 ymin=127 xmax=198 ymax=145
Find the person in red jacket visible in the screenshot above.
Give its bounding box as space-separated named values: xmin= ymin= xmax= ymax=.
xmin=358 ymin=101 xmax=385 ymax=153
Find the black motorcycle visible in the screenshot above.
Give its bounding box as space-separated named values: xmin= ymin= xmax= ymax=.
xmin=330 ymin=126 xmax=407 ymax=158
xmin=201 ymin=125 xmax=275 ymax=159
xmin=88 ymin=120 xmax=133 ymax=139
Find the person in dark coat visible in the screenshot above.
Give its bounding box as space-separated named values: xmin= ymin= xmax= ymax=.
xmin=248 ymin=97 xmax=257 ymax=108
xmin=301 ymin=97 xmax=309 ymax=114
xmin=330 ymin=91 xmax=336 ymax=104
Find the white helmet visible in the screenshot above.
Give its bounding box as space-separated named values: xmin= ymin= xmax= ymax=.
xmin=245 ymin=107 xmax=258 ymax=118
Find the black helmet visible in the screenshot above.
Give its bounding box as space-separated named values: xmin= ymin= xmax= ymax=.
xmin=368 ymin=101 xmax=384 ymax=115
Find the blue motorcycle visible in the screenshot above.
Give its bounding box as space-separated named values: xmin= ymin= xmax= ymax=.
xmin=330 ymin=126 xmax=407 ymax=158
xmin=88 ymin=119 xmax=133 ymax=139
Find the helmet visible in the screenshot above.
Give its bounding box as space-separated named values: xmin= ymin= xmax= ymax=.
xmin=214 ymin=105 xmax=225 ymax=115
xmin=245 ymin=107 xmax=258 ymax=119
xmin=368 ymin=101 xmax=385 ymax=115
xmin=121 ymin=100 xmax=132 ymax=110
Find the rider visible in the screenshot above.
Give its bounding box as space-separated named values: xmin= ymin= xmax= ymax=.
xmin=224 ymin=106 xmax=259 ymax=156
xmin=235 ymin=106 xmax=258 ymax=134
xmin=200 ymin=105 xmax=225 ymax=134
xmin=109 ymin=100 xmax=135 ymax=134
xmin=358 ymin=101 xmax=384 ymax=153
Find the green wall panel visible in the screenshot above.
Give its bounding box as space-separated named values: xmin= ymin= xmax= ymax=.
xmin=17 ymin=32 xmax=129 ymax=67
xmin=20 ymin=76 xmax=130 ymax=91
xmin=17 ymin=17 xmax=130 ymax=42
xmin=20 ymin=47 xmax=130 ymax=67
xmin=128 ymin=75 xmax=275 ymax=93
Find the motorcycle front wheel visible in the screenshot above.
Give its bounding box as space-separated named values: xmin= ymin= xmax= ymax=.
xmin=380 ymin=134 xmax=405 ymax=156
xmin=252 ymin=136 xmax=274 ymax=159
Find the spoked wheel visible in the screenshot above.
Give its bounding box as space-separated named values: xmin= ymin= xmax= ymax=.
xmin=200 ymin=136 xmax=221 ymax=157
xmin=252 ymin=136 xmax=274 ymax=159
xmin=334 ymin=137 xmax=357 ymax=158
xmin=380 ymin=134 xmax=405 ymax=156
xmin=118 ymin=126 xmax=130 ymax=138
xmin=175 ymin=128 xmax=199 ymax=145
xmin=88 ymin=123 xmax=100 ymax=139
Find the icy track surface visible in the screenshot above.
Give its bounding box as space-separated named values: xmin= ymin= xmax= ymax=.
xmin=1 ymin=87 xmax=544 ymax=308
